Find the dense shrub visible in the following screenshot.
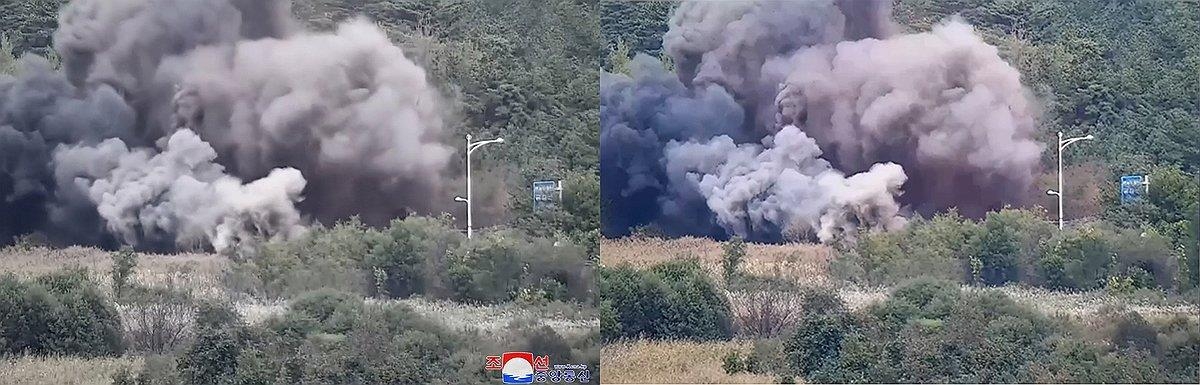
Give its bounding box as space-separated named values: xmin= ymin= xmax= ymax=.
xmin=783 ymin=299 xmax=850 ymax=379
xmin=1110 ymin=310 xmax=1160 ymax=353
xmin=1040 ymin=224 xmax=1180 ymax=292
xmin=833 ymin=211 xmax=978 ymax=285
xmin=1025 ymin=337 xmax=1165 ymax=383
xmin=836 ymin=208 xmax=1189 ymax=296
xmin=0 ymin=269 xmax=124 ymax=357
xmin=966 ymin=209 xmax=1054 ymax=286
xmin=176 ymin=302 xmax=249 ymax=385
xmin=514 ymin=235 xmax=594 ymax=304
xmin=164 ymin=293 xmax=500 ymax=385
xmin=363 ymin=216 xmax=461 ymax=299
xmin=227 ymin=216 xmax=595 ymax=308
xmin=600 ymin=260 xmax=732 ymax=341
xmin=445 ymin=234 xmax=528 ymax=304
xmin=761 ymin=279 xmax=1200 ymax=383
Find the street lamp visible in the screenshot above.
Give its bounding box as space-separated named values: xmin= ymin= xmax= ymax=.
xmin=454 ymin=134 xmax=504 ymax=239
xmin=1046 ymin=131 xmax=1094 ymax=230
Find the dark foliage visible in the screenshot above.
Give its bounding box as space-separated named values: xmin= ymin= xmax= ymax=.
xmin=599 ymin=260 xmax=733 ymax=341
xmin=0 ymin=269 xmax=124 ymax=357
xmin=764 ymin=280 xmax=1197 ymax=383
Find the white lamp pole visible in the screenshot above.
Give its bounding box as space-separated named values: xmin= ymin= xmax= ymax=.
xmin=1046 ymin=131 xmax=1094 ymax=230
xmin=454 ymin=134 xmax=504 ymax=239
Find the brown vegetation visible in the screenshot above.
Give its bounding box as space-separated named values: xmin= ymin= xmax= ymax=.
xmin=600 ymin=340 xmax=776 ymax=384
xmin=601 ymin=236 xmax=833 ymax=285
xmin=0 ymin=356 xmax=141 ymax=385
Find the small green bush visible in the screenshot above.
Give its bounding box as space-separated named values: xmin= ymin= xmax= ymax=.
xmin=0 ymin=269 xmax=124 ymax=357
xmin=722 ymin=350 xmax=746 ymax=374
xmin=290 ymin=289 xmax=359 ymax=324
xmin=363 ymin=216 xmax=462 ymax=298
xmin=111 ymin=247 xmax=138 ymax=299
xmin=783 ymin=306 xmax=850 ymax=379
xmin=969 ymin=211 xmax=1028 ymax=286
xmin=176 ymin=302 xmax=247 ymax=385
xmin=445 ymin=234 xmax=525 ymax=303
xmin=722 ymin=236 xmax=746 ymax=284
xmin=600 ymin=260 xmax=732 ymax=341
xmin=1041 ymin=226 xmax=1117 ymax=290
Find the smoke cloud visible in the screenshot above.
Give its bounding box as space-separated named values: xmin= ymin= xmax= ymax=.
xmin=664 ymin=125 xmax=907 ymax=242
xmin=53 ymin=130 xmax=306 ymax=252
xmin=1 ymin=0 xmax=456 ymax=251
xmin=602 ymin=0 xmax=1042 ymax=242
xmin=772 ymin=20 xmax=1041 ymax=218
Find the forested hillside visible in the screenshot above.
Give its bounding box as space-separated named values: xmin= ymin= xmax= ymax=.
xmin=1 ymin=0 xmax=600 ymax=251
xmin=603 ymin=0 xmax=1199 ymax=179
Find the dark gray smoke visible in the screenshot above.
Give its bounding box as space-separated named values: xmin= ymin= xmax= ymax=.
xmin=772 ymin=20 xmax=1041 ymax=217
xmin=601 ymin=0 xmax=1042 ymax=242
xmin=1 ymin=0 xmax=455 ymax=251
xmin=163 ymin=19 xmax=454 ymax=225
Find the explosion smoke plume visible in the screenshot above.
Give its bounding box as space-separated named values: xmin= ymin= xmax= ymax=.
xmin=1 ymin=0 xmax=454 ymax=251
xmin=601 ymin=0 xmax=1042 ymax=242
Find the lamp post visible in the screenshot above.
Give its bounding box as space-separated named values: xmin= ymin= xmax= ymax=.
xmin=1045 ymin=131 xmax=1094 ymax=230
xmin=454 ymin=134 xmax=504 ymax=239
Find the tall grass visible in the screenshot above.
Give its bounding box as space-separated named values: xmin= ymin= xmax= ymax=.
xmin=0 ymin=246 xmax=227 ymax=299
xmin=600 ymin=339 xmax=775 ymax=384
xmin=0 ymin=356 xmax=141 ymax=385
xmin=602 ymin=236 xmax=832 ymax=285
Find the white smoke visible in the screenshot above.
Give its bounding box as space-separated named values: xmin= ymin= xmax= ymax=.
xmin=52 ymin=129 xmax=306 ymax=252
xmin=664 ymin=125 xmax=906 ymax=242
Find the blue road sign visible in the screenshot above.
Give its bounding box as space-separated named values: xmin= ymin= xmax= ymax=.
xmin=1120 ymin=175 xmax=1147 ymax=204
xmin=532 ymin=180 xmax=562 ymax=211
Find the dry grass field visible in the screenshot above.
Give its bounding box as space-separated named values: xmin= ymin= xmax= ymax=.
xmin=602 ymin=236 xmax=1199 ymax=320
xmin=0 ymin=356 xmax=141 ymax=385
xmin=601 ymin=340 xmax=776 ymax=384
xmin=601 ymin=236 xmax=833 ymax=286
xmin=0 ymin=246 xmax=228 ymax=299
